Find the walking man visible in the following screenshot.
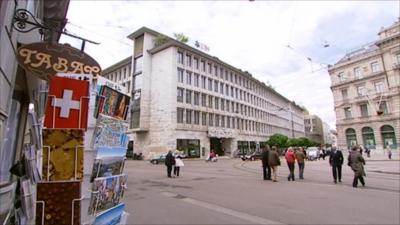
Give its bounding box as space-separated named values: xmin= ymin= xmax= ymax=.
xmin=165 ymin=151 xmax=175 ymax=178
xmin=269 ymin=146 xmax=281 ymax=182
xmin=295 ymin=147 xmax=306 ymax=179
xmin=329 ymin=147 xmax=344 ymax=183
xmin=285 ymin=147 xmax=296 ymax=181
xmin=348 ymin=146 xmax=366 ymax=188
xmin=261 ymin=146 xmax=271 ymax=180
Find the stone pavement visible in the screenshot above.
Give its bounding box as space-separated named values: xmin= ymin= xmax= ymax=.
xmin=123 ymin=157 xmax=399 ymax=225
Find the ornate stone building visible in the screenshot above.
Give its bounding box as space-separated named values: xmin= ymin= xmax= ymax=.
xmin=103 ymin=27 xmax=305 ymax=158
xmin=328 ymin=20 xmax=399 ymax=152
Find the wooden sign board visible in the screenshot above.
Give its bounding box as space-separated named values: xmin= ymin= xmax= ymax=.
xmin=17 ymin=42 xmax=102 ymax=80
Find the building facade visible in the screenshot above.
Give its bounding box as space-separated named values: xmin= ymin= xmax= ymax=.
xmin=103 ymin=27 xmax=305 ymax=158
xmin=304 ymin=114 xmax=325 ymax=144
xmin=0 ymin=0 xmax=70 ymax=224
xmin=328 ymin=20 xmax=400 ymax=151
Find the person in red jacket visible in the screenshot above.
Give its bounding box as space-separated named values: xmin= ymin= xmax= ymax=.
xmin=285 ymin=147 xmax=296 ymax=181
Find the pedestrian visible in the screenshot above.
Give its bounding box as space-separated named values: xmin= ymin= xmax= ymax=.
xmin=285 ymin=147 xmax=296 ymax=181
xmin=329 ymin=146 xmax=344 ymax=183
xmin=174 ymin=155 xmax=184 ymax=177
xmin=165 ymin=150 xmax=175 ymax=178
xmin=261 ymin=146 xmax=271 ymax=180
xmin=269 ymin=146 xmax=281 ymax=182
xmin=365 ymin=147 xmax=371 ymax=158
xmin=295 ymin=147 xmax=306 ymax=179
xmin=348 ymin=146 xmax=366 ymax=188
xmin=322 ymin=148 xmax=326 ymax=160
xmin=387 ymin=148 xmax=392 ymax=159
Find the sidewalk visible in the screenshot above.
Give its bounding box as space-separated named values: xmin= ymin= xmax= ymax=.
xmin=342 ymin=150 xmax=400 ymax=161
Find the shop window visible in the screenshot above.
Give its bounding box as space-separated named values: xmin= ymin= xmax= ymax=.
xmin=362 ymin=127 xmax=376 ymax=149
xmin=345 ymin=128 xmax=357 ymax=149
xmin=381 ymin=125 xmax=397 ymax=149
xmin=177 ymin=139 xmax=200 ymax=158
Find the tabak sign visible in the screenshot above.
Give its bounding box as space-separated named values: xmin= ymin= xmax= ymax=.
xmin=17 ymin=42 xmax=101 ymax=80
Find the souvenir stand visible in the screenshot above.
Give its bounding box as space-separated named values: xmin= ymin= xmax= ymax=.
xmin=47 ymin=74 xmax=131 ymax=225
xmin=13 ymin=42 xmax=131 ymax=225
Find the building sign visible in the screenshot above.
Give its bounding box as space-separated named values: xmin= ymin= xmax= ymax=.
xmin=17 ymin=42 xmax=101 ymax=80
xmin=208 ymin=128 xmax=234 ymax=138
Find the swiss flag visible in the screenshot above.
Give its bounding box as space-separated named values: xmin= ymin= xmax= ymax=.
xmin=44 ymin=76 xmax=89 ymax=129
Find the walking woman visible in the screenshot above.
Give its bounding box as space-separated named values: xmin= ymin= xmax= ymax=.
xmin=174 ymin=155 xmax=184 ymax=177
xmin=348 ymin=146 xmax=366 ymax=188
xmin=269 ymin=146 xmax=281 ymax=182
xmin=285 ymin=147 xmax=296 ymax=181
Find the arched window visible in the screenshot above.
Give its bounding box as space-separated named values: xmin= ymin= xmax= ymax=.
xmin=381 ymin=125 xmax=397 ymax=149
xmin=345 ymin=128 xmax=357 ymax=149
xmin=362 ymin=127 xmax=375 ymax=149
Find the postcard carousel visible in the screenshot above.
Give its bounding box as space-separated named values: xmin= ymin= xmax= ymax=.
xmin=9 ymin=31 xmax=131 ymax=225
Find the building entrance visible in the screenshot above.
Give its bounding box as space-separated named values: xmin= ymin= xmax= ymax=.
xmin=210 ymin=138 xmax=224 ymax=156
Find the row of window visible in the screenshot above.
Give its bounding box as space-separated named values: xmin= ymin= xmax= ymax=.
xmin=177 ymin=68 xmax=279 ymax=110
xmin=177 ymin=50 xmax=286 ymax=105
xmin=337 ymin=61 xmax=381 ymax=82
xmin=341 ymin=80 xmax=385 ymax=100
xmin=177 ymin=87 xmax=288 ymax=122
xmin=345 ymin=125 xmax=397 ymax=149
xmin=176 ymin=108 xmax=283 ymax=134
xmin=343 ymin=101 xmax=388 ymax=119
xmin=106 ymin=65 xmax=131 ymax=83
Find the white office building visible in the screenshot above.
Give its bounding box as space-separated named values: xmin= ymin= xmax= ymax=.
xmin=103 ymin=27 xmax=305 ymax=158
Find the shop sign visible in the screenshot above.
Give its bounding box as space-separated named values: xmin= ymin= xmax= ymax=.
xmin=208 ymin=128 xmax=234 ymax=138
xmin=17 ymin=42 xmax=102 ymax=80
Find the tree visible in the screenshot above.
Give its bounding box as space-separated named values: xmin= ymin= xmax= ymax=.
xmin=154 ymin=34 xmax=170 ymax=47
xmin=174 ymin=33 xmax=189 ymax=43
xmin=266 ymin=133 xmax=289 ymax=149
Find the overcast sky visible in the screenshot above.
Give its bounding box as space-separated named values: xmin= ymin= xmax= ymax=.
xmin=60 ymin=0 xmax=399 ymax=130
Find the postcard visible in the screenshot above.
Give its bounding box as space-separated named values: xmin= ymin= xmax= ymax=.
xmin=20 ymin=178 xmax=35 ymax=220
xmin=93 ymin=203 xmax=125 ymax=225
xmin=36 ymin=181 xmax=81 ymax=225
xmin=88 ymin=174 xmax=127 ymax=215
xmin=96 ymin=146 xmax=127 ymax=158
xmin=96 ymin=86 xmax=130 ymax=120
xmin=24 ymin=145 xmax=41 ymax=183
xmin=44 ymin=76 xmax=90 ymax=129
xmin=27 ymin=110 xmax=42 ymax=150
xmin=42 ymin=129 xmax=84 ymax=181
xmin=90 ymin=156 xmax=125 ymax=182
xmin=91 ymin=114 xmax=129 ymax=149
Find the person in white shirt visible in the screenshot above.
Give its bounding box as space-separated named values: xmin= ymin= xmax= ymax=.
xmin=174 ymin=155 xmax=185 ymax=177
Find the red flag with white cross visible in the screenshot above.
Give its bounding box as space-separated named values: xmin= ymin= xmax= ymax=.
xmin=44 ymin=76 xmax=89 ymax=129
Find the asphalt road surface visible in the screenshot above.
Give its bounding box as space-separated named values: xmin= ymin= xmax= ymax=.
xmin=123 ymin=157 xmax=399 ymax=225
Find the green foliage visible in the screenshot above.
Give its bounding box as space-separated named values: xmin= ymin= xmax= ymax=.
xmin=267 ymin=134 xmax=321 ymax=153
xmin=154 ymin=34 xmax=170 ymax=47
xmin=266 ymin=133 xmax=289 ymax=148
xmin=174 ymin=33 xmax=189 ymax=43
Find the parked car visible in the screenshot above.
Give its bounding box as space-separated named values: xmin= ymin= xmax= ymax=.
xmin=306 ymin=147 xmax=319 ymax=161
xmin=150 ymin=153 xmax=167 ymax=164
xmin=241 ymin=151 xmax=262 ymax=161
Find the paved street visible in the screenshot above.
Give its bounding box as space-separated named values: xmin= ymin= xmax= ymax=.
xmin=123 ymin=157 xmax=399 ymax=225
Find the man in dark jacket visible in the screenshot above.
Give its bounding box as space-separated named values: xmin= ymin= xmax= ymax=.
xmin=261 ymin=146 xmax=271 ymax=180
xmin=348 ymin=146 xmax=366 ymax=188
xmin=165 ymin=151 xmax=175 ymax=178
xmin=329 ymin=147 xmax=344 ymax=183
